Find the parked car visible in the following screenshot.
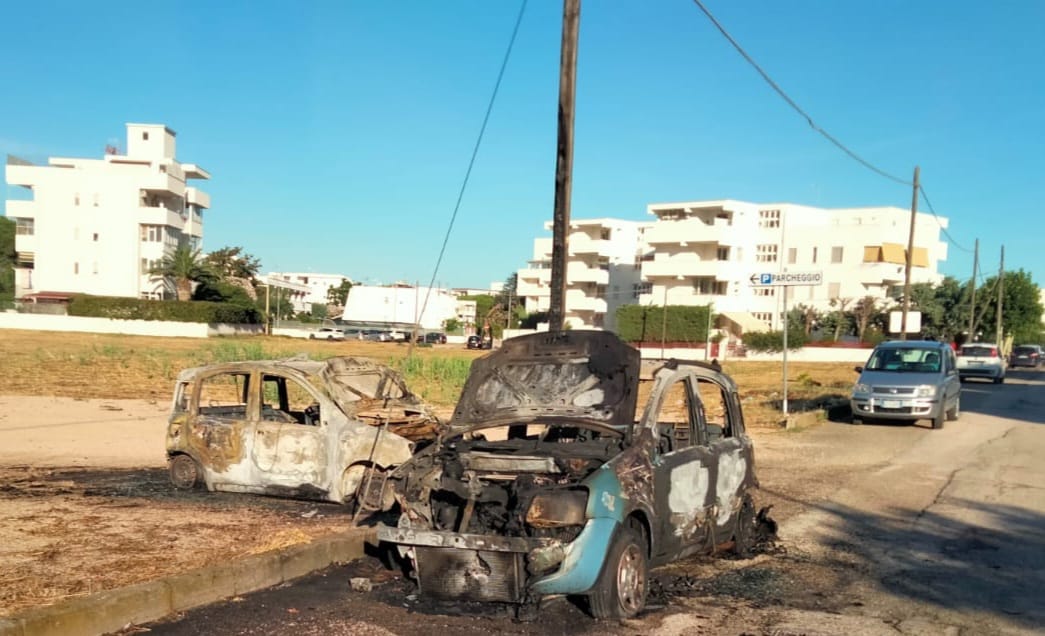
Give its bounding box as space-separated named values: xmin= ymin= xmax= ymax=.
xmin=850 ymin=340 xmax=961 ymax=429
xmin=165 ymin=356 xmax=443 ymax=506
xmin=378 ymin=330 xmax=761 ymax=618
xmin=466 ymin=334 xmax=493 ymax=349
xmin=956 ymin=342 xmax=1006 ymax=383
xmin=309 ymin=327 xmax=345 ymax=341
xmin=365 ymin=330 xmax=393 ymax=342
xmin=388 ymin=330 xmax=408 ymax=342
xmin=341 ymin=328 xmax=366 ymax=340
xmin=1009 ymin=344 xmax=1043 ymax=369
xmin=416 ymin=332 xmax=447 ymax=344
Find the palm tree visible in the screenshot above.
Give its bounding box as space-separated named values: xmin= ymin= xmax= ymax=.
xmin=149 ymin=244 xmax=214 ymax=301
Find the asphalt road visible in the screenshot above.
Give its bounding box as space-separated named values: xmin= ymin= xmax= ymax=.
xmin=129 ymin=368 xmax=1045 ymax=636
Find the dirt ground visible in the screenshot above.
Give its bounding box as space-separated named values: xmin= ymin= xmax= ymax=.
xmin=0 ymin=397 xmax=364 ymax=617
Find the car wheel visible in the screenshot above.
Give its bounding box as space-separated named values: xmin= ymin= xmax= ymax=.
xmin=932 ymin=408 xmax=945 ymax=430
xmin=946 ymin=394 xmax=960 ymax=421
xmin=994 ymin=375 xmax=1004 ymax=384
xmin=169 ymin=454 xmax=202 ymax=490
xmin=309 ymin=334 xmax=316 ymax=340
xmin=589 ymin=526 xmax=648 ymax=619
xmin=327 ymin=335 xmax=334 ymax=340
xmin=732 ymin=494 xmax=756 ymax=558
xmin=851 ymin=415 xmax=863 ymax=425
xmin=959 ymin=376 xmax=967 ymax=383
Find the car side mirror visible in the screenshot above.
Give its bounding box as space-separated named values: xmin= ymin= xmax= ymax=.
xmin=854 ymin=366 xmax=863 ymax=373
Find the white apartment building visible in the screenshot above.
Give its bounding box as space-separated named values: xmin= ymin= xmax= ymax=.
xmin=4 ymin=124 xmax=210 ymax=299
xmin=265 ymin=272 xmax=352 ymax=313
xmin=640 ymin=200 xmax=948 ymax=331
xmin=516 ymin=201 xmax=948 ymax=333
xmin=517 ymin=218 xmax=648 ymax=330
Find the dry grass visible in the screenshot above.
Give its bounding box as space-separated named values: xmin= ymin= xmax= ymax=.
xmin=0 ymin=330 xmax=855 ymax=426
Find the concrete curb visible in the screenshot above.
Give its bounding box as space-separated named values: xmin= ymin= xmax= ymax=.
xmin=0 ymin=529 xmax=373 ymax=636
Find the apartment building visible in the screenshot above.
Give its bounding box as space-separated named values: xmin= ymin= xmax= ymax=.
xmin=4 ymin=124 xmax=210 ymax=299
xmin=265 ymin=272 xmax=352 ymax=313
xmin=641 ymin=200 xmax=948 ymax=330
xmin=517 ymin=219 xmax=648 ymax=330
xmin=517 ymin=200 xmax=948 ymax=333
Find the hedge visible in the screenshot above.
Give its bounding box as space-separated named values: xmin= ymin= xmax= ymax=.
xmin=615 ymin=304 xmax=712 ymax=343
xmin=67 ymin=295 xmax=262 ymax=324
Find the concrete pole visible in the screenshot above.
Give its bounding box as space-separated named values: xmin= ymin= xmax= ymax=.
xmin=900 ymin=166 xmax=920 ymax=340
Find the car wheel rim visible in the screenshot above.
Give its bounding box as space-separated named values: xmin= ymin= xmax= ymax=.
xmin=171 ymin=457 xmax=197 ymax=488
xmin=616 ymin=543 xmax=645 ymax=614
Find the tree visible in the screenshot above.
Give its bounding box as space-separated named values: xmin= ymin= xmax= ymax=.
xmin=852 ymin=296 xmax=884 ymax=343
xmin=326 ymin=279 xmax=353 ymax=306
xmin=192 ymin=280 xmax=254 ymax=307
xmin=204 ymin=246 xmax=261 ymax=282
xmin=149 ymin=245 xmax=214 ymax=301
xmin=0 ymin=217 xmax=15 ymax=300
xmin=791 ymin=304 xmax=820 ymax=336
xmin=977 ymin=269 xmax=1043 ymax=343
xmin=824 ymin=298 xmax=854 ymax=341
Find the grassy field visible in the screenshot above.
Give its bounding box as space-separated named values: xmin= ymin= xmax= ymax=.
xmin=0 ymin=330 xmax=857 ymax=426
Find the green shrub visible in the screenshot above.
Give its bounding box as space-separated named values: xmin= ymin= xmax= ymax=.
xmin=615 ymin=304 xmax=712 ymax=343
xmin=67 ymin=295 xmax=262 ymax=324
xmin=744 ymin=328 xmax=808 ymax=353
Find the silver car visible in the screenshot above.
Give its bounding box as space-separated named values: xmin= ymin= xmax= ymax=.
xmin=850 ymin=340 xmax=961 ymax=429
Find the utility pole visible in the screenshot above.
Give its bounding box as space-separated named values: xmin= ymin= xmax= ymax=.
xmin=900 ymin=166 xmax=920 ymax=341
xmin=548 ymin=0 xmax=580 ymax=332
xmin=660 ymin=285 xmax=668 ymax=359
xmin=967 ymin=238 xmax=978 ymax=336
xmin=996 ymin=245 xmax=1005 ymax=348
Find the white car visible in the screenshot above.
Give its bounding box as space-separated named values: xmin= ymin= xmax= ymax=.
xmin=956 ymin=343 xmax=1006 ymax=383
xmin=309 ymin=327 xmax=345 ymax=341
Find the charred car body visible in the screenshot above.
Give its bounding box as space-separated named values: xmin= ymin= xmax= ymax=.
xmin=166 ymin=356 xmax=441 ymax=506
xmin=377 ymin=330 xmax=758 ymax=618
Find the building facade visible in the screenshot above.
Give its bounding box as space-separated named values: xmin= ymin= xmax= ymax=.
xmin=517 ymin=200 xmax=949 ymax=332
xmin=4 ymin=124 xmax=210 ymax=299
xmin=265 ymin=272 xmax=352 ymax=314
xmin=516 ymin=218 xmax=648 ymax=330
xmin=341 ymin=284 xmax=459 ymax=331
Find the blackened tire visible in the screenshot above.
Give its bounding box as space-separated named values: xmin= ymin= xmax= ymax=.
xmin=589 ymin=526 xmax=648 ymax=619
xmin=733 ymin=494 xmax=756 ymax=558
xmin=169 ymin=454 xmax=202 ymax=490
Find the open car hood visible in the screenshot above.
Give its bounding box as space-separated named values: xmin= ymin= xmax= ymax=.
xmin=449 ymin=330 xmax=641 ymax=431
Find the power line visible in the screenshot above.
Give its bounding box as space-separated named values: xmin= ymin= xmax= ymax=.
xmin=919 ymin=186 xmax=974 ymax=254
xmin=414 ymin=0 xmax=528 ymax=331
xmin=689 ymin=0 xmax=912 ymax=186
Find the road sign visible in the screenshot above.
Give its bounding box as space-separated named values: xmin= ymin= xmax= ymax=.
xmin=749 ymin=271 xmax=823 ymax=287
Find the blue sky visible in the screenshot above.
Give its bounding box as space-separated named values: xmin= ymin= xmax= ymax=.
xmin=2 ymin=1 xmax=1043 ymax=289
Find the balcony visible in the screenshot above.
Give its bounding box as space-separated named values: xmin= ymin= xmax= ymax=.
xmin=518 ymin=267 xmax=551 ymax=283
xmin=5 ymin=200 xmax=35 ymax=218
xmin=565 ymin=290 xmax=607 ymax=313
xmin=139 ymin=206 xmax=186 ymax=229
xmin=644 ymin=218 xmax=736 ymax=246
xmin=569 ymin=234 xmax=612 ymax=256
xmin=15 ymin=235 xmax=36 ymax=254
xmin=642 ymin=258 xmax=727 ymax=279
xmin=567 ymin=262 xmax=609 ymax=284
xmin=857 ymin=262 xmax=905 ymax=284
xmin=185 ymin=187 xmax=211 ymax=209
xmin=140 ymin=172 xmax=185 ymax=196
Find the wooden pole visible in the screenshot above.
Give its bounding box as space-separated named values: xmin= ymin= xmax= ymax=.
xmin=967 ymin=238 xmax=978 ymax=336
xmin=996 ymin=245 xmax=1004 ymax=347
xmin=900 ymin=166 xmax=920 ymax=340
xmin=548 ymin=0 xmax=580 ymax=332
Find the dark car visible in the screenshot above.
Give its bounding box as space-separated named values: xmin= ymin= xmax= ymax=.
xmin=466 ymin=334 xmax=483 ymax=349
xmin=1009 ymin=344 xmax=1043 ymax=368
xmin=416 ymin=332 xmax=447 ymax=345
xmin=378 ymin=330 xmax=760 ymax=619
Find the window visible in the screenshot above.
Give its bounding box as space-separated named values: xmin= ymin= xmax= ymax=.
xmin=632 ymin=282 xmax=652 ymax=298
xmin=753 ymin=312 xmax=772 ymax=323
xmin=92 ymin=262 xmax=98 ymax=275
xmin=812 ymin=247 xmax=818 ymax=264
xmin=759 ymin=209 xmax=781 ymax=228
xmin=261 ymin=374 xmax=321 ymax=425
xmin=141 ymin=225 xmax=163 ymax=242
xmin=755 ymin=288 xmax=775 ymax=297
xmin=654 ymin=380 xmax=695 ymax=452
xmin=716 ymin=246 xmax=730 ymax=261
xmin=143 ymin=131 xmax=149 ymax=141
xmin=73 ymin=262 xmax=79 ymax=275
xmin=829 ymin=282 xmax=841 ymax=299
xmin=788 ymin=247 xmax=797 ymax=264
xmin=693 ymin=278 xmax=725 ymax=295
xmin=600 ymin=228 xmax=611 ymax=240
xmin=74 ymin=193 xmax=80 ymax=206
xmin=756 ymin=244 xmax=778 ymax=263
xmin=14 ymin=218 xmax=34 ymax=235
xmin=831 ymin=246 xmax=844 ymax=263
xmin=695 ymin=378 xmax=734 ymax=443
xmin=93 ymin=233 xmax=99 ymax=242
xmin=198 ymin=372 xmax=250 ymax=419
xmin=92 ymin=194 xmax=99 ymax=207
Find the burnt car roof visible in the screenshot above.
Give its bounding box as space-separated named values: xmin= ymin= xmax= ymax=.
xmin=175 ymin=356 xmax=426 ymax=419
xmin=450 ymin=330 xmax=641 ymax=430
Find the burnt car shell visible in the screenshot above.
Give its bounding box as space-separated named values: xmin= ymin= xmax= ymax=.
xmin=166 ymin=356 xmax=441 ymax=507
xmin=378 ymin=330 xmax=758 ymax=617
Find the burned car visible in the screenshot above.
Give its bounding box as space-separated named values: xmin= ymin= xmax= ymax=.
xmin=166 ymin=356 xmax=442 ymax=506
xmin=377 ymin=330 xmax=758 ymax=618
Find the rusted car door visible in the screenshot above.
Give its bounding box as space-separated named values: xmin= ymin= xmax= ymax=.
xmin=650 ymin=373 xmax=718 ymax=560
xmin=693 ymin=376 xmax=752 ymax=538
xmin=189 ymin=369 xmax=255 ymax=485
xmin=251 ymin=372 xmax=329 ymax=490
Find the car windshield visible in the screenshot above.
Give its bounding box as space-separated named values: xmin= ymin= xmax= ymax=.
xmin=865 ymin=347 xmax=942 ymax=373
xmin=1013 ymin=346 xmax=1037 ymax=355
